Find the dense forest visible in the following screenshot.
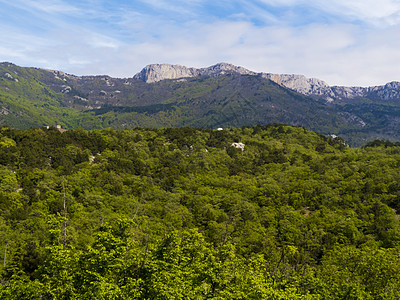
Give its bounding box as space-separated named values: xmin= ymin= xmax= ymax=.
xmin=0 ymin=124 xmax=400 ymax=299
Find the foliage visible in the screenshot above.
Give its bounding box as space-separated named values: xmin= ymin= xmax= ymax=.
xmin=0 ymin=125 xmax=400 ymax=298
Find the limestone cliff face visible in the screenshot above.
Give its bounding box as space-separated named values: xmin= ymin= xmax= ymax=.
xmin=262 ymin=76 xmax=400 ymax=102
xmin=133 ymin=63 xmax=400 ymax=102
xmin=330 ymin=86 xmax=366 ymax=99
xmin=364 ymin=81 xmax=400 ymax=101
xmin=199 ymin=63 xmax=256 ymax=77
xmin=133 ymin=63 xmax=328 ymax=95
xmin=133 ymin=63 xmax=255 ymax=83
xmin=261 ymin=73 xmax=334 ymax=98
xmin=133 ymin=64 xmax=198 ymax=83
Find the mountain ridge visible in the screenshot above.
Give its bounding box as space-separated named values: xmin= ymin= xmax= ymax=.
xmin=133 ymin=62 xmax=400 ymax=103
xmin=4 ymin=61 xmax=400 ymax=103
xmin=133 ymin=62 xmax=256 ymax=83
xmin=1 ymin=61 xmax=400 ymax=146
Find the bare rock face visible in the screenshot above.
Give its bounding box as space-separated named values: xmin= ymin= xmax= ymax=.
xmin=4 ymin=73 xmax=14 ymax=80
xmin=364 ymin=81 xmax=400 ymax=101
xmin=133 ymin=64 xmax=198 ymax=83
xmin=330 ymin=86 xmax=366 ymax=99
xmin=133 ymin=62 xmax=256 ymax=83
xmin=199 ymin=63 xmax=256 ymax=77
xmin=133 ymin=62 xmax=332 ymax=97
xmin=2 ymin=72 xmax=18 ymax=82
xmin=261 ymin=73 xmax=334 ymax=97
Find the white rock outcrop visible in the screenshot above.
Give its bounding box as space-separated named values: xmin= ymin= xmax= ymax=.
xmin=134 ymin=64 xmax=198 ymax=83
xmin=133 ymin=62 xmax=256 ymax=83
xmin=231 ymin=142 xmax=245 ymax=151
xmin=261 ymin=73 xmax=335 ymax=97
xmin=4 ymin=73 xmax=13 ymax=79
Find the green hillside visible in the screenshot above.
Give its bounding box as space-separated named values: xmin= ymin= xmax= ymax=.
xmin=1 ymin=63 xmax=400 ymax=146
xmin=86 ymin=75 xmax=348 ymax=133
xmin=0 ymin=63 xmax=101 ymax=129
xmin=0 ymin=125 xmax=400 ymax=298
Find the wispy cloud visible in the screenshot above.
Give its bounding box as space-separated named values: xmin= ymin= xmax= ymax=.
xmin=0 ymin=0 xmax=400 ymax=86
xmin=135 ymin=0 xmax=202 ymax=16
xmin=109 ymin=20 xmax=400 ymax=86
xmin=0 ymin=0 xmax=77 ymax=13
xmin=22 ymin=0 xmax=80 ymax=14
xmin=255 ymin=0 xmax=400 ymax=25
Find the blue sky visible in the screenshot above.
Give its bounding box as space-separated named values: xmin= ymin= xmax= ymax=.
xmin=1 ymin=0 xmax=400 ymax=86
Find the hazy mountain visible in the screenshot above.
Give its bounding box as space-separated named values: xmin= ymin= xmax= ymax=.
xmin=0 ymin=62 xmax=399 ymax=146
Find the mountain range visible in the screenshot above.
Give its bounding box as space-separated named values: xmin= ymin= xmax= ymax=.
xmin=0 ymin=62 xmax=399 ymax=146
xmin=134 ymin=62 xmax=400 ymax=102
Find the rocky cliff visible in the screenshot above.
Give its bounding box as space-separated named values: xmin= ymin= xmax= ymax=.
xmin=260 ymin=73 xmax=333 ymax=98
xmin=133 ymin=63 xmax=256 ymax=83
xmin=134 ymin=63 xmax=400 ymax=102
xmin=133 ymin=64 xmax=198 ymax=83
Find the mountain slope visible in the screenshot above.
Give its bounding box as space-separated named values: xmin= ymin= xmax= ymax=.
xmin=133 ymin=62 xmax=400 ymax=103
xmin=0 ymin=62 xmax=400 ymax=146
xmin=93 ymin=74 xmax=347 ymax=130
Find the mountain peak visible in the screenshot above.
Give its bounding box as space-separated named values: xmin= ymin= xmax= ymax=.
xmin=261 ymin=73 xmax=332 ymax=97
xmin=133 ymin=64 xmax=197 ymax=83
xmin=200 ymin=62 xmax=256 ymax=76
xmin=132 ymin=62 xmax=334 ymax=97
xmin=133 ymin=62 xmax=256 ymax=83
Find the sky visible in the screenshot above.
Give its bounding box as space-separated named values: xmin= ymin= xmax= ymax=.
xmin=1 ymin=0 xmax=400 ymax=86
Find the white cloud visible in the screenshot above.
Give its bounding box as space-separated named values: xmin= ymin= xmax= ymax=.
xmin=88 ymin=33 xmax=121 ymax=49
xmin=256 ymin=0 xmax=400 ymax=26
xmin=0 ymin=0 xmax=80 ymax=15
xmin=4 ymin=18 xmax=399 ymax=86
xmin=0 ymin=46 xmax=26 ymax=59
xmin=316 ymin=0 xmax=400 ymax=26
xmin=1 ymin=0 xmax=400 ymax=86
xmin=87 ymin=20 xmax=396 ymax=86
xmin=0 ymin=22 xmax=390 ymax=85
xmin=135 ymin=0 xmax=202 ymax=15
xmin=25 ymin=0 xmax=79 ymax=14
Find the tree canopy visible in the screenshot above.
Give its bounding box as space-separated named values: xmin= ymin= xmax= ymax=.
xmin=0 ymin=124 xmax=400 ymax=299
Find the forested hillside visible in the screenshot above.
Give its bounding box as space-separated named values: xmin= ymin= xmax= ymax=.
xmin=0 ymin=125 xmax=400 ymax=299
xmin=2 ymin=62 xmax=400 ymax=146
